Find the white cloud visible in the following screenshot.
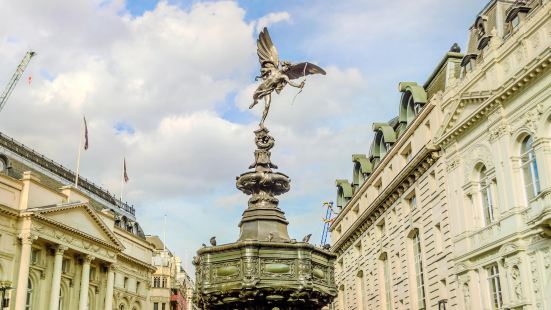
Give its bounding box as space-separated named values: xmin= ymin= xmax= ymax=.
xmin=255 ymin=12 xmax=291 ymax=33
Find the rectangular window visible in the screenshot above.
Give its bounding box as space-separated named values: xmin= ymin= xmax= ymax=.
xmin=89 ymin=267 xmax=96 ymax=282
xmin=480 ymin=178 xmax=495 ymax=225
xmin=123 ymin=277 xmax=128 ymax=289
xmin=521 ymin=139 xmax=541 ymax=202
xmin=487 ymin=264 xmax=503 ymax=310
xmin=153 ymin=303 xmax=159 ymax=310
xmin=384 ymin=256 xmax=392 ymax=310
xmin=62 ymin=258 xmax=70 ymax=273
xmin=162 ymin=303 xmax=166 ymax=310
xmin=413 ymin=232 xmax=426 ymax=310
xmin=153 ymin=276 xmax=160 ymax=288
xmin=31 ymin=248 xmax=40 ymax=265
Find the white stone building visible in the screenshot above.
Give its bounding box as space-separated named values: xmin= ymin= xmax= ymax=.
xmin=0 ymin=131 xmax=156 ymax=310
xmin=330 ymin=0 xmax=551 ymax=309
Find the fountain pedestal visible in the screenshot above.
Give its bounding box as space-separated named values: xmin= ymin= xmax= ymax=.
xmin=194 ymin=128 xmax=336 ymax=310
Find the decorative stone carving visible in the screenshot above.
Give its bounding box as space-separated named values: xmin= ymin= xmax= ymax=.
xmin=489 ymin=121 xmax=511 ymax=142
xmin=18 ymin=232 xmax=38 ymax=244
xmin=511 ymin=265 xmax=522 ymax=300
xmin=463 ymin=143 xmax=494 ymax=180
xmin=511 ymin=104 xmax=544 ymax=136
xmin=447 ymin=158 xmax=460 ymax=172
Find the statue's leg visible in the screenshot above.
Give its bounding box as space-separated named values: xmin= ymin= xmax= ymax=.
xmin=249 ymin=98 xmax=258 ymax=109
xmin=260 ymin=95 xmax=270 ymax=127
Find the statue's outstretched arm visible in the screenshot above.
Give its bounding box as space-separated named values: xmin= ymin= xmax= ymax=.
xmin=283 ymin=75 xmax=304 ymax=88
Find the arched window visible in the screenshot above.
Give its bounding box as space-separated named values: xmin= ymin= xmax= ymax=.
xmin=520 ymin=136 xmax=541 ymax=201
xmin=59 ymin=290 xmax=64 ymax=310
xmin=479 ymin=166 xmax=495 ymax=225
xmin=25 ymin=278 xmax=33 ymax=310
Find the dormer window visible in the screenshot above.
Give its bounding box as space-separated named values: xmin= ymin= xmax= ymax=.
xmin=460 ymin=54 xmax=478 ymax=76
xmin=474 ymin=15 xmax=488 ymax=40
xmin=505 ymin=5 xmax=531 ymax=34
xmin=476 ymin=23 xmax=485 ymax=39
xmin=398 ymin=83 xmax=427 ymax=129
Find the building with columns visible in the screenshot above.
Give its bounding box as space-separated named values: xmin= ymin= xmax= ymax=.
xmin=330 ymin=0 xmax=551 ymax=309
xmin=147 ymin=235 xmax=195 ymax=310
xmin=0 ymin=130 xmax=156 ymax=310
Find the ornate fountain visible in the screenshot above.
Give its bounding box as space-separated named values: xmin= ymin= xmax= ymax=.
xmin=193 ymin=28 xmax=336 ymax=310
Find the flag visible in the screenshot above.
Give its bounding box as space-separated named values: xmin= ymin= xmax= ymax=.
xmin=123 ymin=158 xmax=129 ymax=183
xmin=83 ymin=117 xmax=89 ymax=150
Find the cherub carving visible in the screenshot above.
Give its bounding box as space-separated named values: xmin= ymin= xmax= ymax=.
xmin=249 ymin=27 xmax=326 ymax=128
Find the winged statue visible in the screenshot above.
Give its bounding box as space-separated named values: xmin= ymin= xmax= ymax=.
xmin=249 ymin=27 xmax=326 ymax=128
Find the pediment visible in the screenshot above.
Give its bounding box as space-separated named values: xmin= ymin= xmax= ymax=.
xmin=31 ymin=204 xmax=123 ymax=249
xmin=438 ymin=91 xmax=491 ymax=140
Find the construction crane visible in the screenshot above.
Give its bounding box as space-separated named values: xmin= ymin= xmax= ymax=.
xmin=320 ymin=201 xmax=336 ymax=246
xmin=0 ymin=51 xmax=36 ymax=113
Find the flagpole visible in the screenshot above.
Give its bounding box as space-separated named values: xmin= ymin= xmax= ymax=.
xmin=120 ymin=157 xmax=125 ymax=204
xmin=163 ymin=213 xmax=167 ymax=251
xmin=74 ymin=118 xmax=84 ymax=188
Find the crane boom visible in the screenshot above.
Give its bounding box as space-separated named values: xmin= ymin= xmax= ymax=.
xmin=0 ymin=51 xmax=36 ymax=113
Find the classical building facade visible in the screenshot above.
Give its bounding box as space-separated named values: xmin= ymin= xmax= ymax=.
xmin=147 ymin=235 xmax=195 ymax=310
xmin=176 ymin=266 xmax=196 ymax=310
xmin=0 ymin=131 xmax=156 ymax=310
xmin=330 ymin=0 xmax=551 ymax=309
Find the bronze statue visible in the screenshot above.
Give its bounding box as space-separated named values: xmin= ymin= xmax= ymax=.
xmin=249 ymin=27 xmax=326 ymax=128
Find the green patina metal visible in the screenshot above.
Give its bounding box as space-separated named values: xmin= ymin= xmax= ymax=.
xmin=398 ymin=82 xmax=427 ymax=105
xmin=372 ymin=123 xmax=397 ymax=143
xmin=351 ymin=154 xmax=372 ymax=175
xmin=194 ymin=122 xmax=336 ymax=309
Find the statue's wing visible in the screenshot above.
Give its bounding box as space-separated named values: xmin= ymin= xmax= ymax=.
xmin=257 ymin=27 xmax=279 ymax=69
xmin=285 ymin=62 xmax=326 ymax=80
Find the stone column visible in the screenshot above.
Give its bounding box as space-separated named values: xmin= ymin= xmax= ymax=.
xmin=49 ymin=245 xmax=68 ymax=310
xmin=78 ymin=255 xmax=94 ymax=310
xmin=104 ymin=264 xmax=115 ymax=310
xmin=14 ymin=233 xmax=37 ymax=310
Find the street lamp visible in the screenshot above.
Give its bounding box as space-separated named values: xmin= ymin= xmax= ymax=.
xmin=0 ymin=286 xmax=14 ymax=309
xmin=438 ymin=299 xmax=447 ymax=310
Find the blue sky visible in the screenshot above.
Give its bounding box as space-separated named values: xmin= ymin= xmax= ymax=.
xmin=0 ymin=0 xmax=484 ymax=274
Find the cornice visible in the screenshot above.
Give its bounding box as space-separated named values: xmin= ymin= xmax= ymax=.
xmin=331 ymin=145 xmax=440 ymax=255
xmin=0 ymin=204 xmax=19 ymax=218
xmin=438 ymin=51 xmax=550 ymax=148
xmin=330 ymin=103 xmax=436 ymax=230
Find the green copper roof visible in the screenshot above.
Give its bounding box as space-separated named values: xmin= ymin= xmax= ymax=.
xmin=399 ymin=82 xmax=427 ymax=104
xmin=335 ymin=179 xmax=353 ymax=198
xmin=372 ymin=123 xmax=397 ymax=143
xmin=352 ymin=154 xmax=373 ymax=174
